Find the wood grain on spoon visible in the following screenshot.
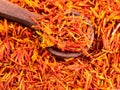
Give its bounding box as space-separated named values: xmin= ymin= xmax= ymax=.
xmin=0 ymin=0 xmax=40 ymax=27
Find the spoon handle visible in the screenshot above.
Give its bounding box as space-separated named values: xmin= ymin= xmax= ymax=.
xmin=0 ymin=0 xmax=40 ymax=27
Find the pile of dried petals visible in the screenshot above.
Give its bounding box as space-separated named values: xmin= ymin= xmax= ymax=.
xmin=0 ymin=0 xmax=119 ymax=90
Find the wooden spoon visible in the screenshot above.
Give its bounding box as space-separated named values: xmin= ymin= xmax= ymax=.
xmin=0 ymin=0 xmax=94 ymax=58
